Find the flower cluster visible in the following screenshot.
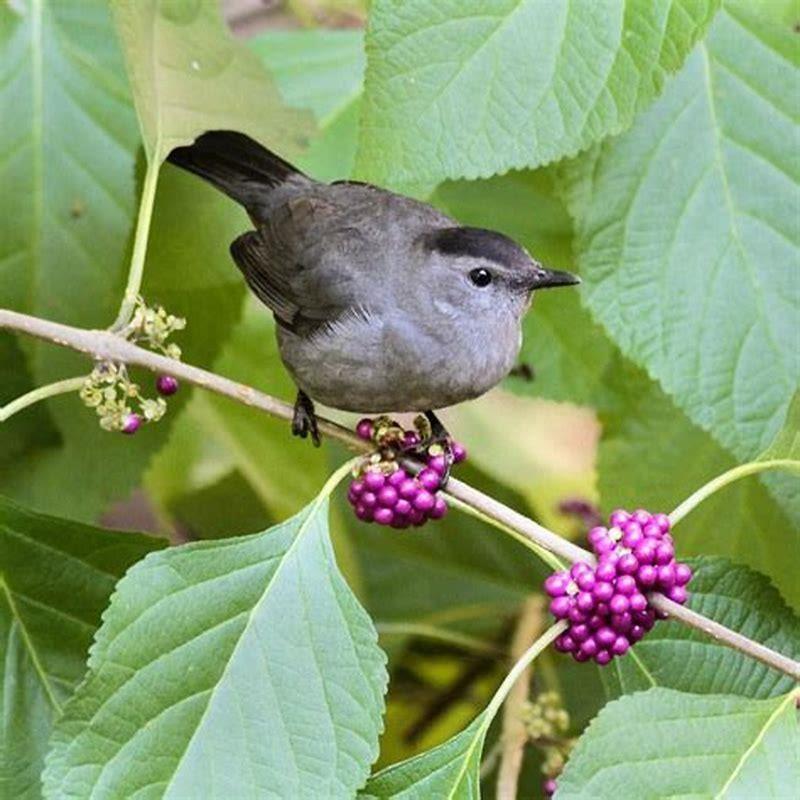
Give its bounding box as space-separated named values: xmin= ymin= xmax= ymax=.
xmin=546 ymin=508 xmax=692 ymax=666
xmin=80 ymin=298 xmax=183 ymax=434
xmin=521 ymin=691 xmax=574 ymax=798
xmin=346 ymin=416 xmax=466 ymax=529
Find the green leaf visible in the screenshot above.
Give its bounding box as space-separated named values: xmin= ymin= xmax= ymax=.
xmin=252 ymin=29 xmax=365 ymax=181
xmin=557 ymin=688 xmax=799 ymax=798
xmin=0 ymin=0 xmax=152 ymax=519
xmin=44 ymin=478 xmax=387 ymax=799
xmin=603 ymin=557 xmax=799 ymax=699
xmin=355 ymin=0 xmax=720 ymax=186
xmin=565 ymin=3 xmax=800 ymax=462
xmin=362 ymin=716 xmax=485 ymax=799
xmin=432 ymin=170 xmax=615 ymax=404
xmin=251 ymin=29 xmax=364 ymax=124
xmin=110 ymin=0 xmax=312 ymax=164
xmin=0 ymin=495 xmax=163 ymax=800
xmin=598 ymin=359 xmax=798 ymax=610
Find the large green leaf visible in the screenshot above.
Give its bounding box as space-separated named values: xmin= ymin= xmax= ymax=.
xmin=111 ymin=0 xmax=311 ymax=164
xmin=564 ymin=2 xmax=800 ymax=462
xmin=557 ymin=688 xmax=799 ymax=798
xmin=355 ymin=0 xmax=719 ymax=186
xmin=0 ymin=0 xmax=146 ymax=519
xmin=44 ymin=484 xmax=387 ymax=799
xmin=0 ymin=495 xmax=163 ymax=800
xmin=598 ymin=359 xmax=798 ymax=610
xmin=603 ymin=557 xmax=799 ymax=699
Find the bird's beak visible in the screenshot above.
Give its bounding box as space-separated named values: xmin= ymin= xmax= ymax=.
xmin=527 ymin=265 xmax=580 ymax=291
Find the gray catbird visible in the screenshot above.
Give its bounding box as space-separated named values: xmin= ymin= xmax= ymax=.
xmin=168 ymin=131 xmax=578 ymax=445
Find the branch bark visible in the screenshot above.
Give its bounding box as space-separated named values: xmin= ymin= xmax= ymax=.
xmin=2 ymin=308 xmax=798 ymax=682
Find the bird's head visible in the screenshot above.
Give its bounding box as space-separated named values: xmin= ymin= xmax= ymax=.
xmin=419 ymin=226 xmax=579 ymax=319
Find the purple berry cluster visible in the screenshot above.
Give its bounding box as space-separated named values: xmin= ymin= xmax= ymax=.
xmin=546 ymin=508 xmax=693 ymax=666
xmin=346 ymin=417 xmax=466 ymax=529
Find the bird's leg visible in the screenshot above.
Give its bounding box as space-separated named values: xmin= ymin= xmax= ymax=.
xmin=291 ymin=389 xmax=320 ymax=447
xmin=423 ymin=410 xmax=454 ymax=483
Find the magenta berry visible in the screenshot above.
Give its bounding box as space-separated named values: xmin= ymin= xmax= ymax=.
xmin=378 ymin=486 xmax=398 ymax=508
xmin=675 ymin=562 xmax=693 ymax=586
xmin=155 ymin=374 xmax=179 ymax=396
xmin=451 ymin=442 xmax=467 ymax=463
xmin=545 ymin=573 xmax=570 ymax=597
xmin=543 ymin=778 xmax=557 ymax=797
xmin=356 ymin=418 xmax=374 ymax=440
xmin=417 ymin=468 xmax=441 ymax=492
xmin=593 ymin=581 xmax=614 ymax=602
xmin=121 ymin=413 xmax=141 ymax=434
xmin=363 ymin=471 xmax=385 ymax=492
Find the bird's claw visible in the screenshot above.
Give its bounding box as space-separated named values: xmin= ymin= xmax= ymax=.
xmin=292 ymin=390 xmax=321 ymax=447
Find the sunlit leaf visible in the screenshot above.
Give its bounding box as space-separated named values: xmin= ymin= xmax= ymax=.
xmin=564 ymin=3 xmax=800 ymax=462
xmin=44 ymin=488 xmax=387 ymax=799
xmin=356 ymin=0 xmax=719 ymax=186
xmin=558 ymin=688 xmax=799 ymax=798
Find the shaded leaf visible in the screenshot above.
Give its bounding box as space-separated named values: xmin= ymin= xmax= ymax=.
xmin=356 ymin=0 xmax=719 ymax=186
xmin=603 ymin=557 xmax=800 ymax=698
xmin=564 ymin=3 xmax=800 ymax=461
xmin=0 ymin=495 xmax=163 ymax=800
xmin=111 ymin=0 xmax=312 ymax=164
xmin=44 ymin=489 xmax=387 ymax=799
xmin=557 ymin=688 xmax=799 ymax=798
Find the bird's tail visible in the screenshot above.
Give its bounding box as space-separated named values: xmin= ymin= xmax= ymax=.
xmin=166 ymin=130 xmax=307 ymax=220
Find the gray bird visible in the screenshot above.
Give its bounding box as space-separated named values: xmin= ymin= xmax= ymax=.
xmin=168 ymin=131 xmax=578 ymax=446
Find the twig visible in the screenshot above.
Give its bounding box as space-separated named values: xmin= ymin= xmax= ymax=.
xmin=496 ymin=597 xmax=544 ymax=800
xmin=0 ymin=376 xmax=86 ymax=421
xmin=1 ymin=308 xmax=798 ymax=682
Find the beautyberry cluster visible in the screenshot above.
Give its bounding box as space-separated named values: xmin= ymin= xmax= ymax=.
xmin=346 ymin=416 xmax=466 ymax=529
xmin=546 ymin=508 xmax=693 ymax=666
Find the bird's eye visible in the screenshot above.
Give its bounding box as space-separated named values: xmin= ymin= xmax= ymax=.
xmin=469 ymin=268 xmax=492 ymax=288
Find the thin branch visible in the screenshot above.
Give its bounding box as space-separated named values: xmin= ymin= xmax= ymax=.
xmin=496 ymin=597 xmax=544 ymax=800
xmin=0 ymin=376 xmax=86 ymax=421
xmin=1 ymin=308 xmax=798 ymax=682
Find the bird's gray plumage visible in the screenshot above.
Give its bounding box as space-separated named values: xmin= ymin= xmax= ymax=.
xmin=168 ymin=131 xmax=578 ymax=415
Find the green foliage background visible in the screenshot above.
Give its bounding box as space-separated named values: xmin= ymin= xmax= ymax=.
xmin=1 ymin=1 xmax=797 ymax=798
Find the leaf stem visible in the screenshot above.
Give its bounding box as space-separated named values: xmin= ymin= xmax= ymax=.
xmin=484 ymin=621 xmax=567 ymax=725
xmin=110 ymin=161 xmax=160 ymax=331
xmin=669 ymin=459 xmax=800 ymax=527
xmin=0 ymin=376 xmax=86 ymax=422
xmin=1 ymin=308 xmax=798 ymax=681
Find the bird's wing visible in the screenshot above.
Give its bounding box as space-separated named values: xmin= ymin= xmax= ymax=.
xmin=230 ymin=193 xmax=369 ymax=334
